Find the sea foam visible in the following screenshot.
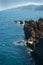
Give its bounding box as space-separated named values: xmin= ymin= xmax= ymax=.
xmin=13 ymin=40 xmax=27 ymax=46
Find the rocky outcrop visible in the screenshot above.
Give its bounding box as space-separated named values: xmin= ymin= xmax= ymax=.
xmin=24 ymin=19 xmax=43 ymax=39
xmin=23 ymin=18 xmax=43 ymax=60
xmin=14 ymin=18 xmax=43 ymax=64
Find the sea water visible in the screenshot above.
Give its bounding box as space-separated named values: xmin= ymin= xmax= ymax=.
xmin=0 ymin=6 xmax=43 ymax=65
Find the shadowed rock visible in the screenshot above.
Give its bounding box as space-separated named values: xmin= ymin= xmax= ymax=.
xmin=23 ymin=18 xmax=43 ymax=64
xmin=20 ymin=20 xmax=23 ymax=24
xmin=24 ymin=18 xmax=43 ymax=39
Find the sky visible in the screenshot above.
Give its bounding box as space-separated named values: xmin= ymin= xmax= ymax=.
xmin=0 ymin=0 xmax=43 ymax=11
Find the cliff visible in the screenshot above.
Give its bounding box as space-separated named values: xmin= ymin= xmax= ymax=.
xmin=23 ymin=18 xmax=43 ymax=60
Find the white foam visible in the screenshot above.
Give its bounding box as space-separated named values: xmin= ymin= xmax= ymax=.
xmin=27 ymin=47 xmax=33 ymax=52
xmin=13 ymin=40 xmax=27 ymax=46
xmin=17 ymin=21 xmax=20 ymax=25
xmin=15 ymin=21 xmax=25 ymax=26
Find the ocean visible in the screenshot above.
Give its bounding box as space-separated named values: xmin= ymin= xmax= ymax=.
xmin=0 ymin=5 xmax=43 ymax=65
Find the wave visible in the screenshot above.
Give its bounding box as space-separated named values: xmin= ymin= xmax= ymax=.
xmin=13 ymin=40 xmax=27 ymax=46
xmin=0 ymin=2 xmax=43 ymax=11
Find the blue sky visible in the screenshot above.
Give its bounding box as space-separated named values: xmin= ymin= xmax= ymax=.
xmin=0 ymin=0 xmax=43 ymax=11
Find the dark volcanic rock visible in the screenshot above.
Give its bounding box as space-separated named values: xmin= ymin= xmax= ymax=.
xmin=24 ymin=18 xmax=43 ymax=39
xmin=23 ymin=18 xmax=43 ymax=62
xmin=23 ymin=21 xmax=32 ymax=39
xmin=20 ymin=20 xmax=23 ymax=24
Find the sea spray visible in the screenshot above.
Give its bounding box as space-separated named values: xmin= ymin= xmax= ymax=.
xmin=13 ymin=40 xmax=27 ymax=46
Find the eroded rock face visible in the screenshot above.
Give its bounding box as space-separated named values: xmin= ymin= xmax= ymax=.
xmin=23 ymin=22 xmax=32 ymax=39
xmin=23 ymin=18 xmax=43 ymax=59
xmin=24 ymin=18 xmax=43 ymax=39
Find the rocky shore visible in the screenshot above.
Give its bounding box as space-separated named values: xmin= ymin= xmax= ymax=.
xmin=14 ymin=18 xmax=43 ymax=64
xmin=23 ymin=18 xmax=43 ymax=65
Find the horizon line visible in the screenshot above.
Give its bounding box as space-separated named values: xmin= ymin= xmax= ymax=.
xmin=0 ymin=2 xmax=43 ymax=11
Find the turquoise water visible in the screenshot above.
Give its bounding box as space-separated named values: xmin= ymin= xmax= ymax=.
xmin=0 ymin=7 xmax=43 ymax=65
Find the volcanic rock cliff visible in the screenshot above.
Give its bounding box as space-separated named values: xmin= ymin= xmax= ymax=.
xmin=23 ymin=18 xmax=43 ymax=60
